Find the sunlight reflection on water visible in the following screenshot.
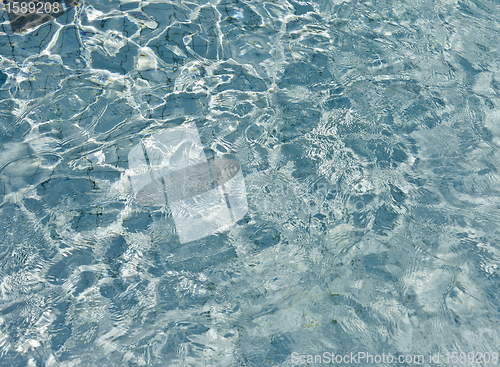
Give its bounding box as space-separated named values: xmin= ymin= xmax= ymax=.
xmin=1 ymin=0 xmax=500 ymax=365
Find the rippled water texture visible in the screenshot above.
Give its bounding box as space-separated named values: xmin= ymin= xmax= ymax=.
xmin=1 ymin=0 xmax=500 ymax=365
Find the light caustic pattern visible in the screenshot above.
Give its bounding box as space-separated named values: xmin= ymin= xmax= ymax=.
xmin=1 ymin=0 xmax=500 ymax=365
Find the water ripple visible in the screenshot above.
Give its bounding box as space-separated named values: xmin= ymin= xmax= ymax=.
xmin=1 ymin=0 xmax=500 ymax=365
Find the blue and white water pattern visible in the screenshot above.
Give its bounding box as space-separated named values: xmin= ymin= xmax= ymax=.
xmin=1 ymin=0 xmax=500 ymax=365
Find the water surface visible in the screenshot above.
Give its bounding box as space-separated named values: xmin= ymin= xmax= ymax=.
xmin=1 ymin=0 xmax=500 ymax=365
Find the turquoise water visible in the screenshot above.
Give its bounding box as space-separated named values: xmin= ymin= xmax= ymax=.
xmin=1 ymin=0 xmax=500 ymax=365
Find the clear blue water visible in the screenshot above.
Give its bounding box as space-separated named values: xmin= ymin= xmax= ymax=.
xmin=1 ymin=0 xmax=500 ymax=365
